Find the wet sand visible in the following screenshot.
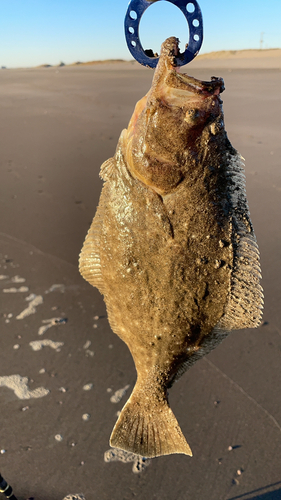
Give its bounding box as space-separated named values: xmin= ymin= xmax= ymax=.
xmin=0 ymin=57 xmax=280 ymax=500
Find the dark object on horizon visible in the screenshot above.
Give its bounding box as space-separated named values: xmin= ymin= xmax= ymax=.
xmin=59 ymin=61 xmax=65 ymax=67
xmin=1 ymin=66 xmax=7 ymax=70
xmin=0 ymin=472 xmax=18 ymax=500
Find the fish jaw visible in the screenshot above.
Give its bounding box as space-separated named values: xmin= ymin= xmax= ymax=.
xmin=124 ymin=37 xmax=225 ymax=196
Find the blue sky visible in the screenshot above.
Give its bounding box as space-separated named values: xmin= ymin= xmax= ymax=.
xmin=0 ymin=0 xmax=281 ymax=68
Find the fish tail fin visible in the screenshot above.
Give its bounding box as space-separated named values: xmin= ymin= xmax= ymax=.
xmin=110 ymin=381 xmax=192 ymax=458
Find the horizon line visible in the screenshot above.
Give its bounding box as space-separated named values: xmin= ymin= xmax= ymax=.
xmin=2 ymin=47 xmax=281 ymax=70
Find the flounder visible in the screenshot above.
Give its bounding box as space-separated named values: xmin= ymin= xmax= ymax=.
xmin=79 ymin=37 xmax=263 ymax=458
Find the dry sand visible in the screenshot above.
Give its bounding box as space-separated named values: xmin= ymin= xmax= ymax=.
xmin=0 ymin=53 xmax=280 ymax=500
xmin=190 ymin=48 xmax=281 ymax=69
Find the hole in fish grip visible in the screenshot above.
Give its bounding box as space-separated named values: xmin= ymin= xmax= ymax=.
xmin=186 ymin=2 xmax=195 ymax=13
xmin=124 ymin=0 xmax=203 ymax=68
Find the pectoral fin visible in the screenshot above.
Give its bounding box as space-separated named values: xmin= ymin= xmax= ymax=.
xmin=79 ymin=188 xmax=107 ymax=295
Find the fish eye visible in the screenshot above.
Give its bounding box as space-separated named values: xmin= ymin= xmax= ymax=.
xmin=185 ymin=108 xmax=200 ymax=122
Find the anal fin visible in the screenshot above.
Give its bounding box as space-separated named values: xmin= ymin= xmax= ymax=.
xmin=220 ymin=233 xmax=263 ymax=330
xmin=222 ymin=152 xmax=264 ymax=330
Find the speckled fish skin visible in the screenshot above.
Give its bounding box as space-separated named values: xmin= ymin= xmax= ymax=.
xmin=79 ymin=37 xmax=263 ymax=458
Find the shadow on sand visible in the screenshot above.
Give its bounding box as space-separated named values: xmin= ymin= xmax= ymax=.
xmin=228 ymin=481 xmax=281 ymax=500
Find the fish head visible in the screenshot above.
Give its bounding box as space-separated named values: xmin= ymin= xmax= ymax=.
xmin=124 ymin=37 xmax=225 ymax=195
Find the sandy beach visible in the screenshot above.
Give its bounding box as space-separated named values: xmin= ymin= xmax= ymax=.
xmin=0 ymin=52 xmax=280 ymax=500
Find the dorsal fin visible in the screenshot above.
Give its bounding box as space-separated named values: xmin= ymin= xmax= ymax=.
xmin=219 ymin=152 xmax=263 ymax=330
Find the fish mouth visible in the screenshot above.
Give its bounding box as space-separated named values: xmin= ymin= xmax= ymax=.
xmin=172 ymin=72 xmax=225 ymax=98
xmin=154 ymin=37 xmax=225 ymax=100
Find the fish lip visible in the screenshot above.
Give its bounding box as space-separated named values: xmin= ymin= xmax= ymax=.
xmin=175 ymin=72 xmax=225 ymax=97
xmin=158 ymin=37 xmax=225 ymax=97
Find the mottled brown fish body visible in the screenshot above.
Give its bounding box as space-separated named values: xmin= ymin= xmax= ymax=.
xmin=79 ymin=37 xmax=263 ymax=458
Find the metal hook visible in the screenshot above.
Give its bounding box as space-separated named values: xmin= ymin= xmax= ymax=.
xmin=124 ymin=0 xmax=203 ymax=68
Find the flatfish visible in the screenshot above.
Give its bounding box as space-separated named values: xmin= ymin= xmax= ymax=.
xmin=79 ymin=37 xmax=263 ymax=458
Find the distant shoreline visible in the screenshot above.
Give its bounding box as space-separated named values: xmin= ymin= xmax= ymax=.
xmin=38 ymin=48 xmax=281 ymax=67
xmin=1 ymin=48 xmax=281 ymax=70
xmin=197 ymin=48 xmax=281 ymax=59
